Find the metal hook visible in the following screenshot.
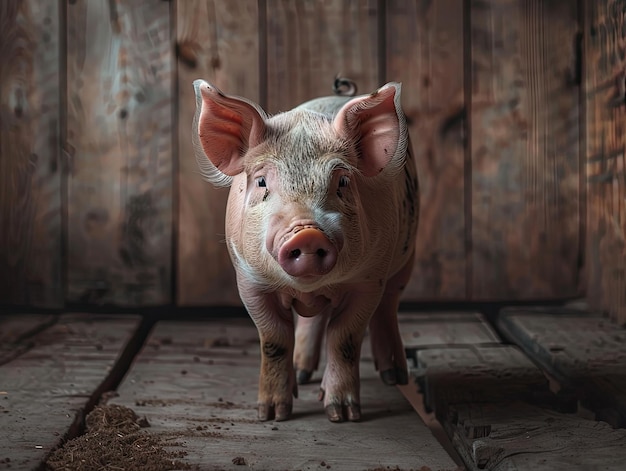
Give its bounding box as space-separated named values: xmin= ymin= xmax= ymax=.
xmin=333 ymin=75 xmax=358 ymax=97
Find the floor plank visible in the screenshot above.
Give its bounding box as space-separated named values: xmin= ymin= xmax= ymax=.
xmin=498 ymin=306 xmax=626 ymax=427
xmin=110 ymin=319 xmax=459 ymax=471
xmin=412 ymin=307 xmax=626 ymax=470
xmin=417 ymin=345 xmax=551 ymax=418
xmin=399 ymin=311 xmax=501 ymax=351
xmin=0 ymin=314 xmax=57 ymax=365
xmin=0 ymin=314 xmax=141 ymax=470
xmin=447 ymin=402 xmax=626 ymax=471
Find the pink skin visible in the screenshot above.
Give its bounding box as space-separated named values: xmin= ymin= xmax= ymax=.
xmin=277 ymin=227 xmax=338 ymax=278
xmin=193 ymin=79 xmax=419 ymax=423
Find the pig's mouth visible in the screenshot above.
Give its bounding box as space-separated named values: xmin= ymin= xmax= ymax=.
xmin=273 ymin=224 xmax=340 ymax=279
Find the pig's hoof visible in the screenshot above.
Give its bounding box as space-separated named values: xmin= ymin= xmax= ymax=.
xmin=325 ymin=402 xmax=361 ymax=423
xmin=380 ymin=367 xmax=409 ymax=386
xmin=258 ymin=402 xmax=292 ymax=422
xmin=296 ymin=369 xmax=313 ymax=385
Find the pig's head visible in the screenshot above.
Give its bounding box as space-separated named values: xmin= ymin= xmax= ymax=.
xmin=192 ymin=80 xmax=407 ymax=292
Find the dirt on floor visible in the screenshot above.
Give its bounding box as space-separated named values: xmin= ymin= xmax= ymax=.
xmin=45 ymin=404 xmax=193 ymax=471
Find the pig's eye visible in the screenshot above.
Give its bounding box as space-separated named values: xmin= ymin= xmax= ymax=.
xmin=255 ymin=176 xmax=267 ymax=188
xmin=338 ymin=176 xmax=350 ymax=188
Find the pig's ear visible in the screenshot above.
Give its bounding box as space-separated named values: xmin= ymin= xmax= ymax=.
xmin=192 ymin=80 xmax=267 ymax=186
xmin=333 ymin=82 xmax=408 ymax=177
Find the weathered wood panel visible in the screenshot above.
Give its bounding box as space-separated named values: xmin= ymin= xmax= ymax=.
xmin=265 ymin=0 xmax=380 ymax=114
xmin=0 ymin=313 xmax=56 ymax=365
xmin=417 ymin=345 xmax=551 ymax=420
xmin=387 ymin=0 xmax=467 ymax=300
xmin=414 ymin=313 xmax=626 ymax=471
xmin=110 ymin=319 xmax=458 ymax=470
xmin=65 ymin=0 xmax=173 ymax=305
xmin=0 ymin=1 xmax=63 ymax=307
xmin=470 ymin=0 xmax=581 ymax=299
xmin=498 ymin=306 xmax=626 ymax=427
xmin=398 ymin=311 xmax=500 ymax=351
xmin=447 ymin=402 xmax=626 ymax=471
xmin=176 ymin=0 xmax=259 ymax=306
xmin=0 ymin=314 xmax=140 ymax=470
xmin=585 ymin=0 xmax=626 ymax=325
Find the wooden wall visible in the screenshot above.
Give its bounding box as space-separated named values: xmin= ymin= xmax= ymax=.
xmin=0 ymin=0 xmax=622 ymax=323
xmin=585 ymin=0 xmax=626 ymax=325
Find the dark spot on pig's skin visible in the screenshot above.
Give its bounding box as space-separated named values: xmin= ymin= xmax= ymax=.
xmin=340 ymin=335 xmax=357 ymax=364
xmin=263 ymin=342 xmax=287 ymax=360
xmin=263 ymin=189 xmax=270 ymax=201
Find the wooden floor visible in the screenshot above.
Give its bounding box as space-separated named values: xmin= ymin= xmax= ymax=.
xmin=2 ymin=304 xmax=626 ymax=470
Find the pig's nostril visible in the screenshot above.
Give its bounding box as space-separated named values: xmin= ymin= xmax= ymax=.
xmin=278 ymin=228 xmax=338 ymax=277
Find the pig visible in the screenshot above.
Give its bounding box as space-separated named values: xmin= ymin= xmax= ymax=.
xmin=192 ymin=77 xmax=419 ymax=423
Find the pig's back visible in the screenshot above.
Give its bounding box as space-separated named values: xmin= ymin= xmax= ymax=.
xmin=295 ymin=96 xmax=353 ymax=118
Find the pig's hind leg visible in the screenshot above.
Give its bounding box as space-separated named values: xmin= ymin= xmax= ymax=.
xmin=368 ymin=252 xmax=415 ymax=386
xmin=293 ymin=310 xmax=330 ymax=384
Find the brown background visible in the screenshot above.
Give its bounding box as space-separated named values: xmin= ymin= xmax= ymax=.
xmin=0 ymin=0 xmax=624 ymax=325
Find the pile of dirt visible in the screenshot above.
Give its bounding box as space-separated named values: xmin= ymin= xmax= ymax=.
xmin=46 ymin=404 xmax=193 ymax=471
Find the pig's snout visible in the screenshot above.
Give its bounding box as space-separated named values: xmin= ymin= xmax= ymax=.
xmin=278 ymin=228 xmax=338 ymax=278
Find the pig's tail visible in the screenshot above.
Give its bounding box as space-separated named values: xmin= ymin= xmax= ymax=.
xmin=333 ymin=76 xmax=358 ymax=97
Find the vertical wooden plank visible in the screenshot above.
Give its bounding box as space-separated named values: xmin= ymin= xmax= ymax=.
xmin=386 ymin=0 xmax=467 ymax=300
xmin=470 ymin=0 xmax=581 ymax=300
xmin=585 ymin=0 xmax=626 ymax=325
xmin=0 ymin=1 xmax=62 ymax=307
xmin=66 ymin=0 xmax=173 ymax=305
xmin=265 ymin=0 xmax=380 ymax=114
xmin=176 ymin=0 xmax=259 ymax=306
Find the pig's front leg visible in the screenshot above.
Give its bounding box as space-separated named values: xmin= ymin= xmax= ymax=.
xmin=319 ymin=291 xmax=381 ymax=422
xmin=239 ymin=283 xmax=297 ymax=421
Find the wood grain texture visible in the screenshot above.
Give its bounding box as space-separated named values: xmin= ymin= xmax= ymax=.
xmin=470 ymin=0 xmax=581 ymax=300
xmin=417 ymin=345 xmax=551 ymax=420
xmin=111 ymin=319 xmax=458 ymax=470
xmin=414 ymin=312 xmax=626 ymax=471
xmin=398 ymin=311 xmax=500 ymax=351
xmin=176 ymin=0 xmax=259 ymax=306
xmin=585 ymin=0 xmax=626 ymax=325
xmin=0 ymin=1 xmax=62 ymax=307
xmin=0 ymin=314 xmax=140 ymax=469
xmin=265 ymin=0 xmax=380 ymax=114
xmin=447 ymin=402 xmax=626 ymax=471
xmin=0 ymin=313 xmax=57 ymax=365
xmin=65 ymin=0 xmax=173 ymax=306
xmin=498 ymin=306 xmax=626 ymax=427
xmin=386 ymin=0 xmax=467 ymax=301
